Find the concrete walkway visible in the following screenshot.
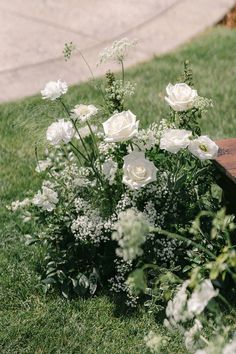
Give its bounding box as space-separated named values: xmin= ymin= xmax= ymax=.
xmin=0 ymin=0 xmax=235 ymax=102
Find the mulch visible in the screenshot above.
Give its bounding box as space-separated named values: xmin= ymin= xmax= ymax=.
xmin=219 ymin=5 xmax=236 ymax=28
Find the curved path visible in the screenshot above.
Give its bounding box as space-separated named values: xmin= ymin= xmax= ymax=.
xmin=0 ymin=0 xmax=235 ymax=102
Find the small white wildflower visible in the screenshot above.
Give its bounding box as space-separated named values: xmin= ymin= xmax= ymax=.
xmin=71 ymin=104 xmax=98 ymax=122
xmin=160 ymin=128 xmax=192 ymax=154
xmin=99 ymin=37 xmax=137 ymax=64
xmin=46 ymin=119 xmax=75 ymax=146
xmin=41 ymin=80 xmax=68 ymax=100
xmin=188 ymin=136 xmax=219 ymax=161
xmin=32 ymin=186 xmax=58 ymax=212
xmin=187 ymin=279 xmax=219 ymax=316
xmin=165 ymin=83 xmax=198 ymax=112
xmin=144 ymin=331 xmax=162 ymax=353
xmin=35 ymin=158 xmax=52 ymax=173
xmin=8 ymin=198 xmax=31 ymax=212
xmin=102 ymin=158 xmax=118 ymax=185
xmin=112 ymin=209 xmax=149 ymax=261
xmin=122 ymin=151 xmax=157 ymax=190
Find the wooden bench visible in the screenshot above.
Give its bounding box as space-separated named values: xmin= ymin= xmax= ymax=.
xmin=215 ymin=139 xmax=236 ymax=214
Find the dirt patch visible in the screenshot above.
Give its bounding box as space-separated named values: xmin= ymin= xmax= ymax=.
xmin=220 ymin=5 xmax=236 ymax=28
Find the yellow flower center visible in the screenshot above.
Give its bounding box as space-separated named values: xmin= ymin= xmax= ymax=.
xmin=199 ymin=144 xmax=208 ymax=152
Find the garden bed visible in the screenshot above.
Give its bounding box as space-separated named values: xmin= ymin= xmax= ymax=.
xmin=1 ymin=27 xmax=236 ymax=354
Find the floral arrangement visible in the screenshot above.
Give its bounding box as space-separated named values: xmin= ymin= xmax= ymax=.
xmin=10 ymin=39 xmax=236 ymax=353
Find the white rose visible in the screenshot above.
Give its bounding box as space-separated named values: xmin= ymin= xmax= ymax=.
xmin=160 ymin=129 xmax=192 ymax=153
xmin=187 ymin=280 xmax=219 ymax=315
xmin=188 ymin=136 xmax=218 ymax=160
xmin=46 ymin=119 xmax=75 ymax=146
xmin=122 ymin=151 xmax=157 ymax=190
xmin=71 ymin=104 xmax=98 ymax=122
xmin=102 ymin=110 xmax=139 ymax=143
xmin=41 ymin=80 xmax=68 ymax=100
xmin=165 ymin=83 xmax=198 ymax=111
xmin=32 ymin=186 xmax=58 ymax=212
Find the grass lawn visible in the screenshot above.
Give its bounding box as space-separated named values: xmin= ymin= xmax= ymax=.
xmin=1 ymin=26 xmax=236 ymax=353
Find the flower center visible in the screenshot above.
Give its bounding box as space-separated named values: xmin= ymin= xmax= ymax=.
xmin=199 ymin=144 xmax=208 ymax=152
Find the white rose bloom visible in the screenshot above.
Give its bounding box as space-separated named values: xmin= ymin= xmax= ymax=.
xmin=32 ymin=186 xmax=58 ymax=212
xmin=187 ymin=279 xmax=219 ymax=315
xmin=160 ymin=128 xmax=192 ymax=153
xmin=165 ymin=83 xmax=198 ymax=111
xmin=46 ymin=119 xmax=75 ymax=146
xmin=188 ymin=136 xmax=219 ymax=161
xmin=102 ymin=158 xmax=118 ymax=185
xmin=102 ymin=110 xmax=139 ymax=143
xmin=41 ymin=80 xmax=68 ymax=100
xmin=122 ymin=151 xmax=157 ymax=190
xmin=71 ymin=104 xmax=98 ymax=122
xmin=35 ymin=158 xmax=52 ymax=173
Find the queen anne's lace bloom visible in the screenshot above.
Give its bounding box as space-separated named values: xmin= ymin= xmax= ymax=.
xmin=98 ymin=37 xmax=137 ymax=64
xmin=188 ymin=136 xmax=219 ymax=161
xmin=112 ymin=209 xmax=149 ymax=261
xmin=46 ymin=119 xmax=75 ymax=146
xmin=32 ymin=186 xmax=58 ymax=212
xmin=165 ymin=83 xmax=198 ymax=111
xmin=71 ymin=104 xmax=98 ymax=122
xmin=41 ymin=80 xmax=68 ymax=100
xmin=160 ymin=128 xmax=192 ymax=154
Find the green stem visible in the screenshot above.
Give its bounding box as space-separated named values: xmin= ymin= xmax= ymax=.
xmin=121 ymin=60 xmax=125 ymax=85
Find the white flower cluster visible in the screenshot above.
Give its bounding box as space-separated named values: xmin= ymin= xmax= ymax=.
xmin=144 ymin=331 xmax=162 ymax=353
xmin=164 ymin=279 xmax=219 ymax=329
xmin=98 ymin=37 xmax=137 ymax=64
xmin=71 ymin=199 xmax=112 ymax=244
xmin=35 ymin=158 xmax=52 ymax=173
xmin=194 ymin=336 xmax=236 ymax=354
xmin=184 ymin=319 xmax=203 ymax=352
xmin=32 ymin=185 xmax=58 ymax=212
xmin=71 ymin=104 xmax=98 ymax=122
xmin=112 ymin=209 xmax=149 ymax=261
xmin=46 ymin=119 xmax=75 ymax=146
xmin=41 ymin=80 xmax=68 ymax=100
xmin=7 ymin=198 xmax=31 ymax=211
xmin=160 ymin=128 xmax=218 ymax=160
